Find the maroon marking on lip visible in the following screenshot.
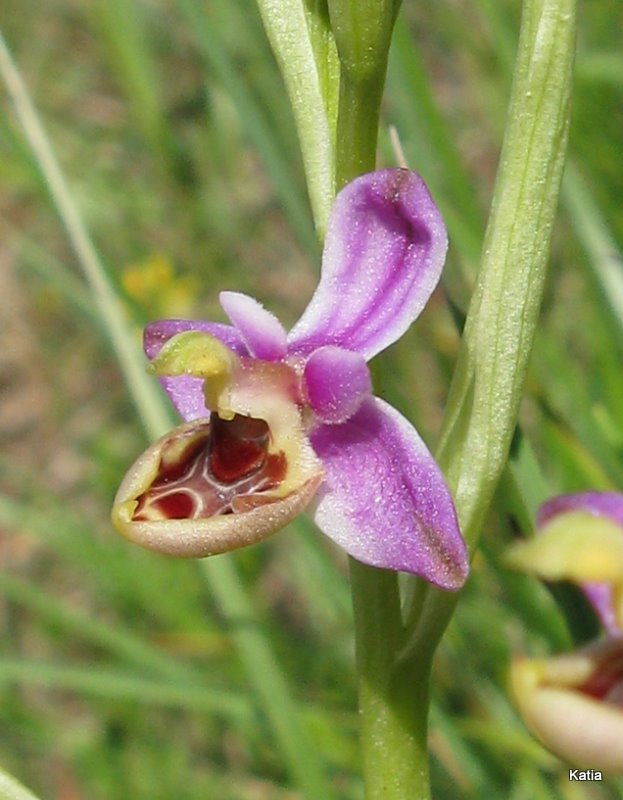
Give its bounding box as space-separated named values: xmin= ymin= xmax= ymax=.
xmin=209 ymin=414 xmax=269 ymax=483
xmin=133 ymin=413 xmax=289 ymax=522
xmin=578 ymin=650 xmax=623 ymax=705
xmin=155 ymin=491 xmax=196 ymax=520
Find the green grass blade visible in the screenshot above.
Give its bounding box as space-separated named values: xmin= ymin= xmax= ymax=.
xmin=0 ymin=770 xmax=41 ymax=800
xmin=0 ymin=659 xmax=252 ymax=722
xmin=175 ymin=0 xmax=318 ymax=255
xmin=201 ymin=556 xmax=339 ymax=800
xmin=86 ymin=0 xmax=177 ymax=175
xmin=0 ymin=33 xmax=336 ymax=796
xmin=562 ymin=162 xmax=623 ymax=335
xmin=0 ymin=30 xmax=171 ymax=440
xmin=0 ymin=571 xmax=197 ymax=683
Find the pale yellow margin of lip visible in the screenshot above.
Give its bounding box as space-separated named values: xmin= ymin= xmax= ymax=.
xmin=511 ymin=640 xmax=623 ymax=774
xmin=111 ymin=419 xmax=324 ymax=557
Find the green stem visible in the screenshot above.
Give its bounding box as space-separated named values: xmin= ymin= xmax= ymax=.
xmin=334 ymin=71 xmax=385 ymax=189
xmin=408 ymin=0 xmax=577 ymax=656
xmin=330 ymin=7 xmax=433 ymax=796
xmin=350 ymin=561 xmax=431 ymax=798
xmin=347 ymin=0 xmax=575 ymax=795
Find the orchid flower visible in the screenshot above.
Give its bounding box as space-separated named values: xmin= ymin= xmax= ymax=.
xmin=112 ymin=169 xmax=468 ymax=590
xmin=507 ymin=492 xmax=623 ymax=773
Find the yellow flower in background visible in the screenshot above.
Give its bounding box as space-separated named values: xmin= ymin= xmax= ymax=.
xmin=122 ymin=253 xmax=198 ymax=318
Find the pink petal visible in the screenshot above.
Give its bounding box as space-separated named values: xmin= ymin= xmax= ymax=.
xmin=220 ymin=291 xmax=287 ymax=361
xmin=303 ymin=346 xmax=371 ymax=424
xmin=288 ymin=169 xmax=448 ymax=360
xmin=309 ymin=397 xmax=468 ymax=588
xmin=144 ymin=320 xmax=246 ymax=422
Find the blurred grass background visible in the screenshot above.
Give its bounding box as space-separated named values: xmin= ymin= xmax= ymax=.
xmin=0 ymin=0 xmax=622 ymax=798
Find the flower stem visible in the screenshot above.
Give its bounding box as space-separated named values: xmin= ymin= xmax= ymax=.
xmin=350 ymin=560 xmax=432 ymax=799
xmin=407 ymin=0 xmax=577 ymax=661
xmin=334 ymin=71 xmax=385 ymax=189
xmin=328 ymin=4 xmax=434 ymax=796
xmin=344 ymin=0 xmax=576 ymax=795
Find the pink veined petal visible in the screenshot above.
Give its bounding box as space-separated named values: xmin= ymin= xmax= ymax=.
xmin=303 ymin=346 xmax=371 ymax=424
xmin=309 ymin=397 xmax=468 ymax=589
xmin=144 ymin=319 xmax=247 ymax=422
xmin=287 ymin=169 xmax=448 ymax=361
xmin=538 ymin=492 xmax=623 ymax=636
xmin=220 ymin=291 xmax=288 ymax=361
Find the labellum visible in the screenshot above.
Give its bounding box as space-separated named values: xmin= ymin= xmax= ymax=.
xmin=133 ymin=413 xmax=288 ymax=522
xmin=112 ymin=412 xmax=323 ymax=558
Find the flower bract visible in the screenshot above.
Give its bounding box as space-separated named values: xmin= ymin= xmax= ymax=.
xmin=112 ymin=169 xmax=468 ymax=590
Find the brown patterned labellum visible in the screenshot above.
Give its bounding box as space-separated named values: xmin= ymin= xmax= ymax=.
xmin=133 ymin=414 xmax=288 ymax=522
xmin=112 ymin=414 xmax=323 ymax=557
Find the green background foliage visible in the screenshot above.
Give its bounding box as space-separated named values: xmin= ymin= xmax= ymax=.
xmin=0 ymin=0 xmax=622 ymax=797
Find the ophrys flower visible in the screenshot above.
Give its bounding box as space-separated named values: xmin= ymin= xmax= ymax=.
xmin=112 ymin=169 xmax=468 ymax=590
xmin=507 ymin=492 xmax=623 ymax=773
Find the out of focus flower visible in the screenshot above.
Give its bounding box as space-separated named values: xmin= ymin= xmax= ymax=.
xmin=507 ymin=492 xmax=623 ymax=773
xmin=122 ymin=253 xmax=198 ymax=318
xmin=112 ymin=169 xmax=468 ymax=589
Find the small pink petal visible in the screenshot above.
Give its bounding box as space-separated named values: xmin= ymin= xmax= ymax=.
xmin=220 ymin=291 xmax=287 ymax=361
xmin=304 ymin=346 xmax=371 ymax=424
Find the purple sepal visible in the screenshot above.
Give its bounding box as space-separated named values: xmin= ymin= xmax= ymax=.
xmin=288 ymin=169 xmax=448 ymax=361
xmin=144 ymin=320 xmax=247 ymax=422
xmin=309 ymin=397 xmax=468 ymax=588
xmin=303 ymin=346 xmax=371 ymax=424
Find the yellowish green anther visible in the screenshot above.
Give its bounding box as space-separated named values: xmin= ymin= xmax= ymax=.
xmin=505 ymin=511 xmax=623 ymax=585
xmin=148 ymin=331 xmax=236 ymax=415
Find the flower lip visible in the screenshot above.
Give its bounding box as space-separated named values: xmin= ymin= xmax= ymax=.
xmin=511 ymin=639 xmax=623 ymax=773
xmin=112 ymin=415 xmax=324 ymax=557
xmin=131 ymin=414 xmax=287 ymax=522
